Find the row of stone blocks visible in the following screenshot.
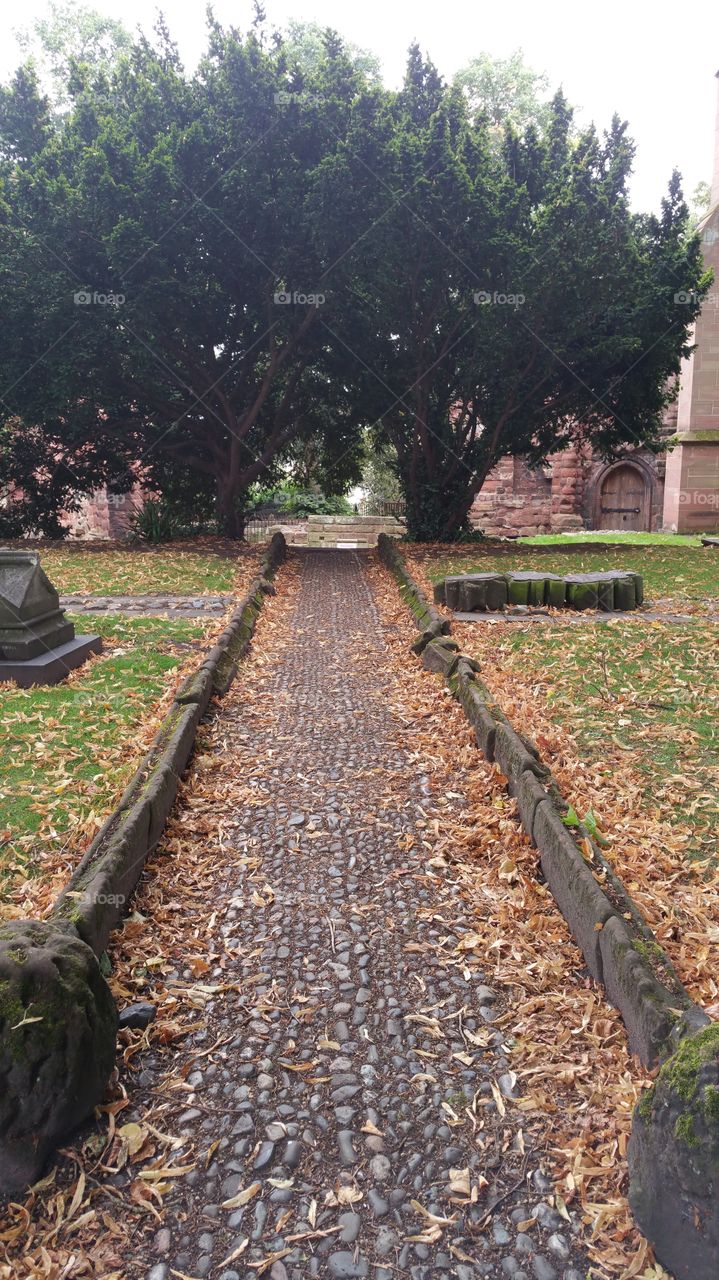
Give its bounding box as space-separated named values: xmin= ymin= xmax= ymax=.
xmin=434 ymin=569 xmax=644 ymax=612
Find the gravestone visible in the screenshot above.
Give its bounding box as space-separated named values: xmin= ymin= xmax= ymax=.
xmin=0 ymin=550 xmax=101 ymax=687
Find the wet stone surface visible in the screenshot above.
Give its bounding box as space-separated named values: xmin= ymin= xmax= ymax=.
xmin=134 ymin=551 xmax=588 ymax=1279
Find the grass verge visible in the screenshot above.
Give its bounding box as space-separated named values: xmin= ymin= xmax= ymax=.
xmin=0 ymin=612 xmax=211 ymax=906
xmin=19 ymin=547 xmax=242 ymax=594
xmin=408 ymin=542 xmax=719 ymax=605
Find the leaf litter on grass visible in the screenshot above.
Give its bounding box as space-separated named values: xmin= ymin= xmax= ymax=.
xmin=0 ymin=551 xmax=261 ymax=915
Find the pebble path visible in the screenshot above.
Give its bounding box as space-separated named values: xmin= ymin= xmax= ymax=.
xmin=134 ymin=551 xmax=589 ymax=1280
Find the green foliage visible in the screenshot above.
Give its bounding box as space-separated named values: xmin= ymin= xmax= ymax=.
xmin=0 ymin=18 xmax=375 ymax=538
xmin=361 ymin=441 xmax=403 ymax=508
xmin=453 ymin=48 xmax=551 ymax=133
xmin=131 ymin=460 xmax=219 ymax=541
xmin=130 ymin=498 xmax=188 ymax=543
xmin=246 ymin=481 xmax=352 ymax=518
xmin=283 ymin=21 xmax=381 ymax=83
xmin=335 ymin=44 xmax=709 ymax=539
xmin=15 ymin=0 xmax=133 ymax=106
xmin=280 ymin=490 xmax=352 ymax=517
xmin=0 ymin=20 xmax=709 ymax=542
xmin=688 ymin=180 xmax=712 ymax=227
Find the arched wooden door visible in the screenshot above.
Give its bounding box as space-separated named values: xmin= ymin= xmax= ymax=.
xmin=598 ymin=464 xmax=649 ymax=531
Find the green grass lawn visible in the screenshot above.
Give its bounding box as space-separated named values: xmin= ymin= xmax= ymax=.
xmin=462 ymin=619 xmax=719 ymax=864
xmin=28 ymin=548 xmax=240 ymax=594
xmin=407 ymin=543 xmax=719 ymax=604
xmin=0 ymin=613 xmax=210 ymax=898
xmin=520 ymin=531 xmax=702 ymax=546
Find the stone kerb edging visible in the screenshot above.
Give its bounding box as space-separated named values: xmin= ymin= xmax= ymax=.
xmin=376 ymin=533 xmax=450 ymax=649
xmin=378 ymin=538 xmax=718 ymax=1280
xmin=0 ymin=532 xmax=286 ymax=1194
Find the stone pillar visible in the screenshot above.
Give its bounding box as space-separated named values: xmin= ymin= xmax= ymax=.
xmin=663 ymin=72 xmax=719 ymax=533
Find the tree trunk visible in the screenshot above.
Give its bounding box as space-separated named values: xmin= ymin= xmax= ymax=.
xmin=401 ymin=448 xmax=478 ymax=543
xmin=216 ymin=476 xmax=246 ymax=540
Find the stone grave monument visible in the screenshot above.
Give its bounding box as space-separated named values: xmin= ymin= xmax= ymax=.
xmin=0 ymin=550 xmax=101 ymax=687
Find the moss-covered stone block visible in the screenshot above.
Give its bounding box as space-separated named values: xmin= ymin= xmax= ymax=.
xmin=514 ymin=769 xmax=549 ymax=838
xmin=594 ymin=576 xmax=616 ymax=610
xmin=421 ymin=639 xmax=461 ymax=676
xmin=410 ymin=619 xmax=447 ymax=655
xmin=174 ymin=666 xmax=214 ymax=714
xmin=534 ymin=800 xmax=615 ymax=980
xmin=443 ymin=577 xmax=468 ymax=610
xmin=599 ymin=916 xmax=681 ymax=1065
xmin=545 ymin=576 xmax=566 ymax=608
xmin=505 ymin=571 xmax=563 ymax=606
xmin=459 ymin=683 xmax=498 ymax=760
xmin=564 ymin=574 xmax=599 ymax=610
xmin=0 ymin=920 xmax=117 ymax=1193
xmin=460 ymin=580 xmax=487 ymax=612
xmin=629 ymin=1024 xmax=719 ymax=1280
xmin=454 ymin=573 xmax=507 ymax=611
xmin=494 ymin=722 xmax=548 ymax=783
xmin=611 ymin=573 xmax=637 ymax=610
xmin=506 ymin=575 xmax=530 ymax=605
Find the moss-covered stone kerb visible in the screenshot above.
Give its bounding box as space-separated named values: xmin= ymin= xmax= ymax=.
xmin=377 ymin=534 xmax=449 ymax=651
xmin=629 ymin=1024 xmax=719 ymax=1280
xmin=0 ymin=920 xmax=117 ymax=1194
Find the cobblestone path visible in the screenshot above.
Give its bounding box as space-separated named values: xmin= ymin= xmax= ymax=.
xmin=136 ymin=551 xmax=588 ymax=1280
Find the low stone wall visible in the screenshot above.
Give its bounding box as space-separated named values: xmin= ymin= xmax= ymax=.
xmin=305 ymin=515 xmax=405 ymax=548
xmin=0 ymin=532 xmax=286 ymax=1194
xmin=249 ymin=516 xmax=405 ymax=548
xmin=380 ymin=535 xmax=718 ymax=1280
xmin=435 ymin=569 xmax=643 ymax=612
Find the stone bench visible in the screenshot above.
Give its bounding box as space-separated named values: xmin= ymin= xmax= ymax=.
xmin=434 ymin=569 xmax=643 ymax=612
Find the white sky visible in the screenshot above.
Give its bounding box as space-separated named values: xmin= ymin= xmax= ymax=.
xmin=1 ymin=0 xmax=717 ymax=213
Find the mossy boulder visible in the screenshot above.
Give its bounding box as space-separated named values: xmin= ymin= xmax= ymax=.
xmin=0 ymin=920 xmax=117 ymax=1193
xmin=629 ymin=1024 xmax=719 ymax=1279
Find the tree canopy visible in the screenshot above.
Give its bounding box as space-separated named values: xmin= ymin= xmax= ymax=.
xmin=0 ymin=15 xmax=710 ymax=540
